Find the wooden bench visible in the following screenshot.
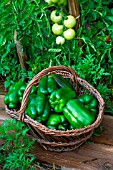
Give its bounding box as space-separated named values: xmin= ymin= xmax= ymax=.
xmin=0 ymin=95 xmax=113 ymax=170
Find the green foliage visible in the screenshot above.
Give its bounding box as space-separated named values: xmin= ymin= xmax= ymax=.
xmin=78 ymin=0 xmax=113 ymax=83
xmin=0 ymin=0 xmax=53 ymax=86
xmin=97 ymin=83 xmax=113 ymax=114
xmin=77 ymin=0 xmax=113 ymax=111
xmin=0 ymin=119 xmax=37 ymax=170
xmin=76 ymin=54 xmax=110 ymax=84
xmin=0 ymin=0 xmax=113 ymax=112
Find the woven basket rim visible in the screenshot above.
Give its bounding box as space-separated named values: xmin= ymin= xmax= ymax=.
xmin=5 ymin=65 xmax=105 ymax=137
xmin=5 ymin=104 xmax=104 ymax=136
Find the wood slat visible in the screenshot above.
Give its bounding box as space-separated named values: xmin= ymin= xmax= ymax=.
xmin=0 ymin=95 xmax=10 ymax=121
xmin=93 ymin=115 xmax=113 ymax=145
xmin=33 ymin=142 xmax=113 ymax=170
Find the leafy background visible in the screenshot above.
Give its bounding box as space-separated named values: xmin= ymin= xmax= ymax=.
xmin=0 ymin=0 xmax=113 ymax=113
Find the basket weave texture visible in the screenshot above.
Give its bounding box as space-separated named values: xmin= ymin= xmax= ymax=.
xmin=6 ymin=66 xmax=105 ymax=152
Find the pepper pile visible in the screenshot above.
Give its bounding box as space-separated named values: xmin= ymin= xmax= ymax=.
xmin=4 ymin=81 xmax=37 ymax=109
xmin=4 ymin=74 xmax=99 ymax=130
xmin=24 ymin=74 xmax=76 ymax=129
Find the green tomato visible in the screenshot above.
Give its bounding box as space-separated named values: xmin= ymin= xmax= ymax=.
xmin=57 ymin=0 xmax=67 ymax=6
xmin=45 ymin=0 xmax=53 ymax=5
xmin=51 ymin=0 xmax=58 ymax=3
xmin=56 ymin=36 xmax=65 ymax=45
xmin=64 ymin=15 xmax=76 ymax=28
xmin=52 ymin=23 xmax=63 ymax=35
xmin=50 ymin=10 xmax=63 ymax=23
xmin=63 ymin=29 xmax=76 ymax=40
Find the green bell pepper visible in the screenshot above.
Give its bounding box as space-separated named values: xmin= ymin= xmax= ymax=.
xmin=63 ymin=99 xmax=96 ymax=129
xmin=47 ymin=76 xmax=57 ymax=93
xmin=46 ymin=114 xmax=68 ymax=130
xmin=18 ymin=84 xmax=27 ymax=102
xmin=49 ymin=87 xmax=76 ymax=113
xmin=30 ymin=85 xmax=37 ymax=94
xmin=8 ymin=81 xmax=25 ymax=92
xmin=38 ymin=76 xmax=48 ymax=94
xmin=4 ymin=91 xmax=19 ymax=109
xmin=77 ymin=94 xmax=98 ymax=115
xmin=38 ymin=99 xmax=50 ymax=122
xmin=36 ymin=91 xmax=46 ymax=115
xmin=25 ymin=92 xmax=50 ymax=122
xmin=25 ymin=104 xmax=38 ymax=119
xmin=4 ymin=81 xmax=26 ymax=109
xmin=28 ymin=94 xmax=37 ymax=105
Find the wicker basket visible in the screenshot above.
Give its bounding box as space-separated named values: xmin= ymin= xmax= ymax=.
xmin=6 ymin=66 xmax=105 ymax=152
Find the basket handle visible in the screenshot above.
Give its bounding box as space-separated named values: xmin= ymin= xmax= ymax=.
xmin=18 ymin=65 xmax=79 ymax=119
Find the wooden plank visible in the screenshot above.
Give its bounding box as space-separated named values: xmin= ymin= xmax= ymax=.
xmin=0 ymin=95 xmax=10 ymax=121
xmin=0 ymin=138 xmax=113 ymax=170
xmin=92 ymin=115 xmax=113 ymax=145
xmin=33 ymin=142 xmax=113 ymax=170
xmin=0 ymin=95 xmax=4 ymax=108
